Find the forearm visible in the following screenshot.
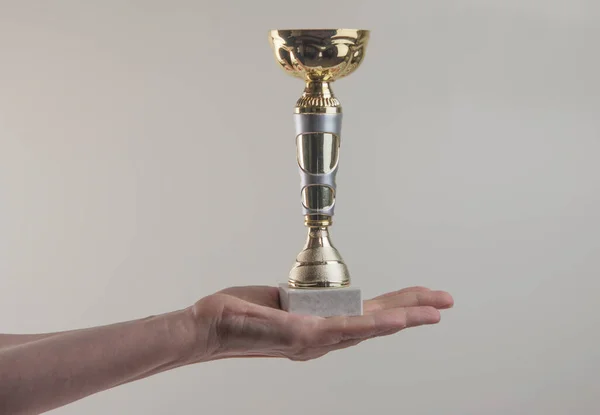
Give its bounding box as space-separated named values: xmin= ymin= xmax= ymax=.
xmin=0 ymin=308 xmax=200 ymax=415
xmin=0 ymin=332 xmax=73 ymax=349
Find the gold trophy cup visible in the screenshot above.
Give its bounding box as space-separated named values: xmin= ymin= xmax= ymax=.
xmin=269 ymin=29 xmax=370 ymax=316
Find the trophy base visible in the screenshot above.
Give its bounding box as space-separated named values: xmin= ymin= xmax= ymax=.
xmin=279 ymin=284 xmax=362 ymax=317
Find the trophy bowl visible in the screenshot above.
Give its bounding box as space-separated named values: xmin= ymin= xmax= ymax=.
xmin=269 ymin=29 xmax=370 ymax=82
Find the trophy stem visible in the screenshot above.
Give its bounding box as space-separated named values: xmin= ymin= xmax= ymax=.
xmin=304 ymin=214 xmax=332 ymax=227
xmin=295 ymin=81 xmax=341 ymax=114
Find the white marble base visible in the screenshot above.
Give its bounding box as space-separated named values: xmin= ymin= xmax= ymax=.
xmin=279 ymin=284 xmax=362 ymax=317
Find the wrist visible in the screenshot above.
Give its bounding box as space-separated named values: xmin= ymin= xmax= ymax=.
xmin=157 ymin=308 xmax=203 ymax=367
xmin=168 ymin=306 xmax=217 ymax=365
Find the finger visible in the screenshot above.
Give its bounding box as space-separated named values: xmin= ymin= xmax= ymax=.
xmin=218 ymin=286 xmax=281 ymax=308
xmin=369 ymin=286 xmax=431 ymax=301
xmin=364 ymin=290 xmax=454 ymax=313
xmin=298 ymin=307 xmax=446 ymax=359
xmin=316 ymin=306 xmax=441 ymax=343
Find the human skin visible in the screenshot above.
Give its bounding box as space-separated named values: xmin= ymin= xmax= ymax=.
xmin=0 ymin=285 xmax=453 ymax=414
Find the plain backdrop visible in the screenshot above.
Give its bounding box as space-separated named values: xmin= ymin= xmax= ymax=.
xmin=1 ymin=1 xmax=599 ymax=414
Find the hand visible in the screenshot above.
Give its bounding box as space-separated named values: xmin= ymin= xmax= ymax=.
xmin=190 ymin=285 xmax=453 ymax=362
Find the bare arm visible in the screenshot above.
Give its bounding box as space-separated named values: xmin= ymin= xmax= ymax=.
xmin=0 ymin=285 xmax=453 ymax=414
xmin=0 ymin=331 xmax=79 ymax=349
xmin=0 ymin=334 xmax=57 ymax=348
xmin=0 ymin=310 xmax=198 ymax=415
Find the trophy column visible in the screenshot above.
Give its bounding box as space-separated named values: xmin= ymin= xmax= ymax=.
xmin=269 ymin=29 xmax=370 ymax=317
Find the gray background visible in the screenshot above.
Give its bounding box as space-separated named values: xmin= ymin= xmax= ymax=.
xmin=1 ymin=1 xmax=599 ymax=414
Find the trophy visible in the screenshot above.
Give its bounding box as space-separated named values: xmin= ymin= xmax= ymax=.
xmin=269 ymin=29 xmax=370 ymax=317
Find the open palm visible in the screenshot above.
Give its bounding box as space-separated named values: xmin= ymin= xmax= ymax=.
xmin=192 ymin=285 xmax=453 ymax=361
